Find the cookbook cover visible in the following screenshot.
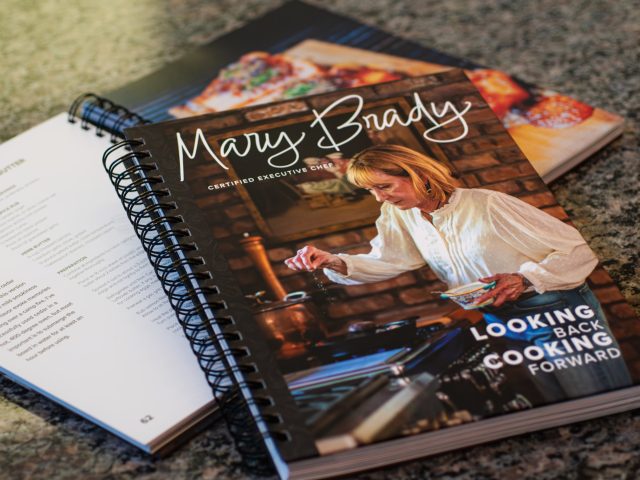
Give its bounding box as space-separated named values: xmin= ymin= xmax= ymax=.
xmin=122 ymin=69 xmax=638 ymax=471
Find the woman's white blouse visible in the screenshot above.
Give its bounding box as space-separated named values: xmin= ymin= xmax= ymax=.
xmin=324 ymin=188 xmax=597 ymax=293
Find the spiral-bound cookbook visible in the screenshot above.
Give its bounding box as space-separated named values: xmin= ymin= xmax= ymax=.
xmin=106 ymin=69 xmax=639 ymax=478
xmin=0 ymin=0 xmax=629 ymax=463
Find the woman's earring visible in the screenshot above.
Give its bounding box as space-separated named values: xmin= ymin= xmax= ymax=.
xmin=425 ymin=180 xmax=432 ymax=195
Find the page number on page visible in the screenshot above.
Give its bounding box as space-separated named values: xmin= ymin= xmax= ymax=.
xmin=140 ymin=415 xmax=154 ymax=424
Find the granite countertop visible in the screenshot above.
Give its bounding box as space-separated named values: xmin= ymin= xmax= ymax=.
xmin=1 ymin=0 xmax=638 ymax=478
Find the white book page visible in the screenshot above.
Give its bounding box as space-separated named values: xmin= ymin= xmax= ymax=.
xmin=0 ymin=113 xmax=213 ymax=449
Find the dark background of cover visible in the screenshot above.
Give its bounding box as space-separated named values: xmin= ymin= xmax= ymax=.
xmin=1 ymin=0 xmax=639 ymax=478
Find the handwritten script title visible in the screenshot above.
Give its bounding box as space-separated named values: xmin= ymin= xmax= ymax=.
xmin=175 ymin=92 xmax=472 ymax=181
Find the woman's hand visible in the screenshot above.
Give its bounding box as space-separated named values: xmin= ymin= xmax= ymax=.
xmin=475 ymin=273 xmax=529 ymax=307
xmin=284 ymin=245 xmax=348 ymax=275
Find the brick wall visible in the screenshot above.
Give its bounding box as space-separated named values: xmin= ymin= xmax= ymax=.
xmin=184 ymin=70 xmax=637 ymax=375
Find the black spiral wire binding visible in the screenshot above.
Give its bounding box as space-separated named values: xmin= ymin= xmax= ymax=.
xmin=68 ymin=93 xmax=282 ymax=472
xmin=102 ymin=140 xmax=280 ymax=475
xmin=68 ymin=93 xmax=150 ymax=141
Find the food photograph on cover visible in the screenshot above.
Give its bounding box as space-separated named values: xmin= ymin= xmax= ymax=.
xmin=151 ymin=69 xmax=638 ymax=456
xmin=158 ymin=39 xmax=621 ymax=182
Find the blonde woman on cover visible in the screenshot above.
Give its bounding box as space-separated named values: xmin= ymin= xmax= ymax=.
xmin=285 ymin=144 xmax=631 ymax=400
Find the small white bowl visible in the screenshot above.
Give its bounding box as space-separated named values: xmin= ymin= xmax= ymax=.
xmin=440 ymin=281 xmax=496 ymax=309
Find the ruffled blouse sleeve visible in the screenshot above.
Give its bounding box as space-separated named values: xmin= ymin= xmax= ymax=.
xmin=324 ymin=203 xmax=426 ymax=285
xmin=486 ymin=191 xmax=598 ymax=293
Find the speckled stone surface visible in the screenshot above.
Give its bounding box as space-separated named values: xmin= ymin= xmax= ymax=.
xmin=1 ymin=0 xmax=639 ymax=478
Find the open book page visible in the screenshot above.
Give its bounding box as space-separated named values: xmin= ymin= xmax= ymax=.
xmin=0 ymin=114 xmax=213 ymax=450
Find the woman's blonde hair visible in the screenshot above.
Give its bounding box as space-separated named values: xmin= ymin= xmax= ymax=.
xmin=346 ymin=144 xmax=458 ymax=203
